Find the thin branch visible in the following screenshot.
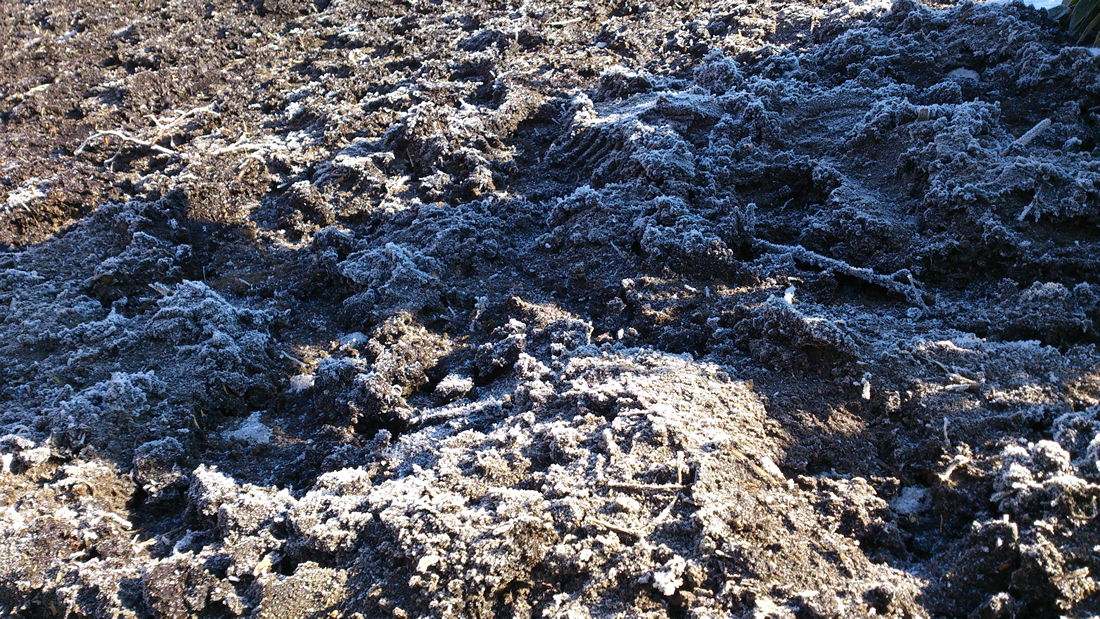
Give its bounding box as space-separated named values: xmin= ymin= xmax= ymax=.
xmin=606 ymin=482 xmax=687 ymax=494
xmin=754 ymin=239 xmax=933 ymax=307
xmin=589 ymin=517 xmax=642 ymax=538
xmin=145 ymin=104 xmax=220 ymax=139
xmin=1052 ymin=567 xmax=1090 ymax=583
xmin=213 ymin=133 xmax=265 ymax=155
xmin=75 ymin=130 xmax=176 ymax=157
xmin=75 ymin=105 xmax=218 ymax=165
xmin=1001 ymin=118 xmax=1052 ymax=156
xmin=648 ymin=497 xmax=678 ymax=533
xmin=280 ymin=351 xmax=307 ymax=369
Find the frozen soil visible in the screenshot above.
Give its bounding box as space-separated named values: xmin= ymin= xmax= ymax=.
xmin=3 ymin=0 xmax=1100 ymax=615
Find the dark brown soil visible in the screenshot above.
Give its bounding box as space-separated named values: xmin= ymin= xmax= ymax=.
xmin=3 ymin=0 xmax=1100 ymax=616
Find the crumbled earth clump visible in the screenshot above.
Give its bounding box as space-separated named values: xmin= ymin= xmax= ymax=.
xmin=3 ymin=0 xmax=1100 ymax=616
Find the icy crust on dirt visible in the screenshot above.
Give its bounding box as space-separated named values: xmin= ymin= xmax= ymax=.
xmin=3 ymin=0 xmax=1100 ymax=616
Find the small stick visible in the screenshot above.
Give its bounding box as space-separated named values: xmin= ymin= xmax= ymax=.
xmin=145 ymin=104 xmax=219 ymax=139
xmin=589 ymin=517 xmax=642 ymax=538
xmin=648 ymin=497 xmax=678 ymax=532
xmin=213 ymin=133 xmax=265 ymax=154
xmin=104 ymin=512 xmax=132 ymax=529
xmin=407 ymin=398 xmax=501 ymax=430
xmin=409 ymin=409 xmax=466 ymax=429
xmin=941 ymin=373 xmax=978 ymax=393
xmin=280 ymin=351 xmax=307 ymax=369
xmin=1001 ymin=118 xmax=1051 ymax=156
xmin=1052 ymin=567 xmax=1090 ymax=583
xmin=937 ymin=454 xmax=971 ymax=482
xmin=606 ymin=482 xmax=687 ymax=494
xmin=754 ymin=239 xmax=932 ymax=307
xmin=1018 ymin=186 xmax=1043 ymax=223
xmin=728 ymin=446 xmax=782 ymax=482
xmin=75 ymin=130 xmax=177 ymax=156
xmin=925 ymin=356 xmax=953 ymax=375
xmin=133 ymin=536 xmax=159 ymax=549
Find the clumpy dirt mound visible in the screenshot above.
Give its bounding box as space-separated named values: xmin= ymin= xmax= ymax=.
xmin=4 ymin=0 xmax=1100 ymax=616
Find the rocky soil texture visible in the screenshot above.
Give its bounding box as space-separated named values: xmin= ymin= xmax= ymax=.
xmin=3 ymin=0 xmax=1100 ymax=616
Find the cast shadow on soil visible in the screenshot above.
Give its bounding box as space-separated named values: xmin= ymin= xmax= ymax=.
xmin=5 ymin=167 xmax=1097 ymax=616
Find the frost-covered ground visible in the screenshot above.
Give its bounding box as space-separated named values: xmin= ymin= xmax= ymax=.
xmin=992 ymin=0 xmax=1062 ymax=13
xmin=2 ymin=0 xmax=1100 ymax=616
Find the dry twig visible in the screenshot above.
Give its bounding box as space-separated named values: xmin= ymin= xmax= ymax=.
xmin=589 ymin=517 xmax=642 ymax=538
xmin=75 ymin=104 xmax=220 ymax=167
xmin=144 ymin=104 xmax=220 ymax=140
xmin=75 ymin=130 xmax=176 ymax=157
xmin=1001 ymin=118 xmax=1051 ymax=156
xmin=606 ymin=482 xmax=687 ymax=494
xmin=754 ymin=239 xmax=933 ymax=307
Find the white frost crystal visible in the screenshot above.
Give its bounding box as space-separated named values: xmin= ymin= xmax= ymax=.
xmin=651 ymin=555 xmax=687 ymax=596
xmin=222 ymin=412 xmax=272 ymax=445
xmin=890 ymin=487 xmax=931 ymax=515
